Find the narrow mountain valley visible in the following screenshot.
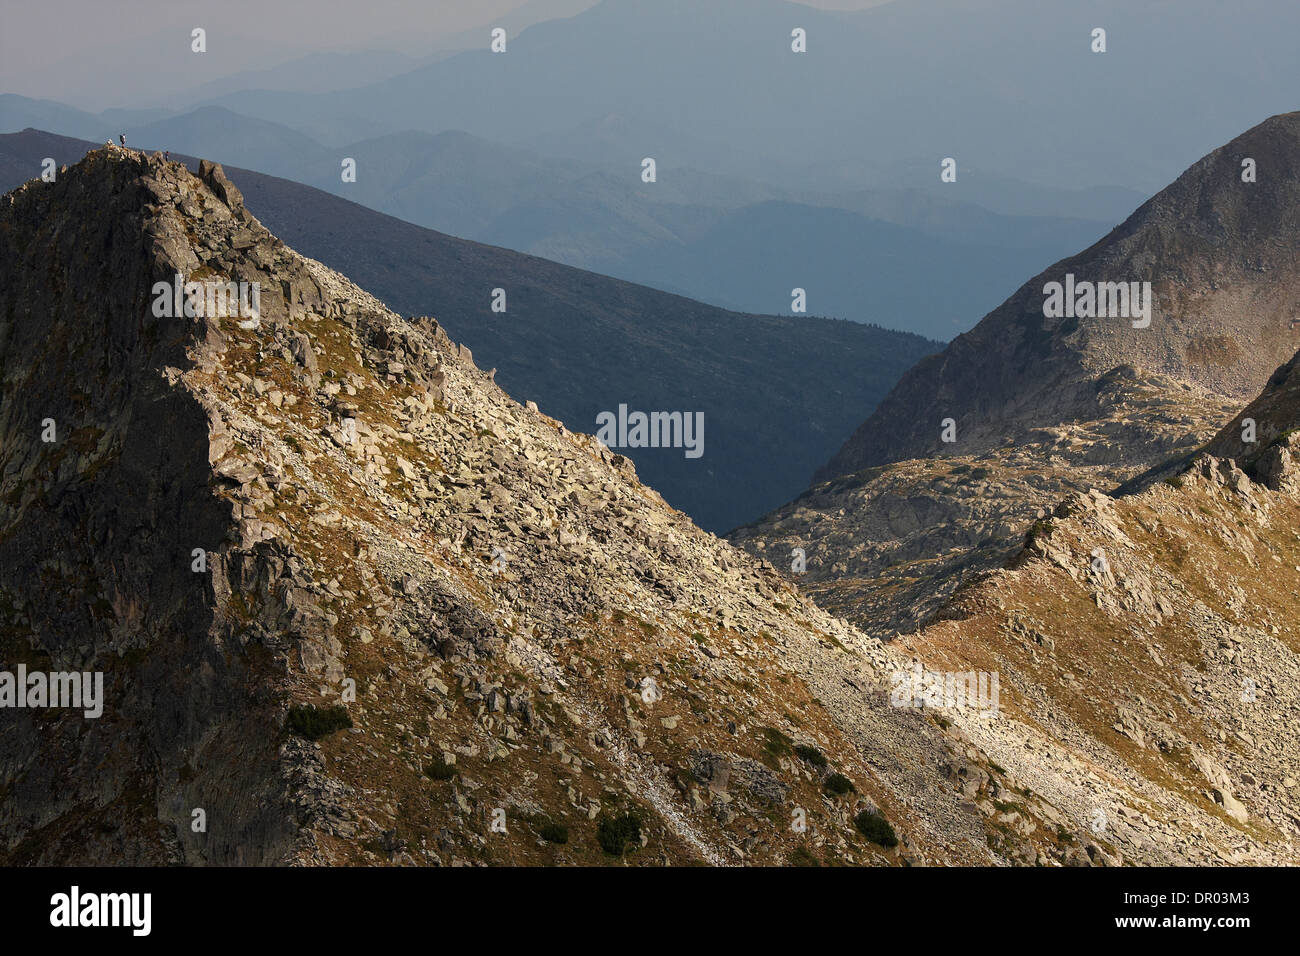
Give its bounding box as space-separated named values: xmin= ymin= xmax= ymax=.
xmin=734 ymin=112 xmax=1300 ymax=636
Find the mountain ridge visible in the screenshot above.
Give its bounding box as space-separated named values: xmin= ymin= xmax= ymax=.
xmin=0 ymin=144 xmax=1004 ymax=865
xmin=815 ymin=111 xmax=1300 ymax=484
xmin=0 ymin=129 xmax=939 ymax=534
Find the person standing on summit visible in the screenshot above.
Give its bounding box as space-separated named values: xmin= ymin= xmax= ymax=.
xmin=119 ymin=134 xmax=125 ymax=147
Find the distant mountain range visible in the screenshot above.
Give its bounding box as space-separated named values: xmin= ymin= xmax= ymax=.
xmin=0 ymin=95 xmax=1124 ymax=340
xmin=1 ymin=128 xmax=940 ymax=533
xmin=172 ymin=0 xmax=1300 ymax=194
xmin=7 ymin=0 xmax=1292 ymax=253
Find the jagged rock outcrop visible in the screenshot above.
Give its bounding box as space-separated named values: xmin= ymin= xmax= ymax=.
xmin=1203 ymin=349 xmax=1300 ymax=491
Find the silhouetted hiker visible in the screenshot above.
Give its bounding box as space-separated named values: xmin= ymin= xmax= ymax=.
xmin=119 ymin=134 xmax=125 ymax=147
xmin=164 ymin=151 xmax=170 ymax=162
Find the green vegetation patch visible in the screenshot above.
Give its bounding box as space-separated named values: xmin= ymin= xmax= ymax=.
xmin=760 ymin=727 xmax=793 ymax=768
xmin=424 ymin=755 xmax=457 ymax=781
xmin=794 ymin=744 xmax=828 ymax=768
xmin=286 ymin=703 xmax=353 ymax=741
xmin=596 ymin=811 xmax=645 ymax=856
xmin=854 ymin=809 xmax=899 ymax=848
xmin=788 ymin=845 xmax=820 ymax=867
xmin=823 ymin=773 xmax=857 ymax=795
xmin=538 ymin=821 xmax=569 ymax=845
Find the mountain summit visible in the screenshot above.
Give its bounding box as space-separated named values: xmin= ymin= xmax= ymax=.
xmin=0 ymin=128 xmax=941 ymax=536
xmin=817 ymin=111 xmax=1300 ymax=483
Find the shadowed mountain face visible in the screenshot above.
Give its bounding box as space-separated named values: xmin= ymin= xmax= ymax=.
xmin=816 ymin=112 xmax=1300 ymax=484
xmin=0 ymin=129 xmax=939 ymax=533
xmin=1205 ymin=351 xmax=1300 ymax=464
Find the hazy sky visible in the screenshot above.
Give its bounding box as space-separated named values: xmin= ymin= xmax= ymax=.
xmin=0 ymin=0 xmax=896 ymax=109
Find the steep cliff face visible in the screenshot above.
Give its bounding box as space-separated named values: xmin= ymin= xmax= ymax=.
xmin=0 ymin=150 xmax=300 ymax=863
xmin=816 ymin=111 xmax=1300 ymax=482
xmin=1204 ymin=349 xmax=1300 ymax=473
xmin=0 ymin=146 xmax=1023 ymax=866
